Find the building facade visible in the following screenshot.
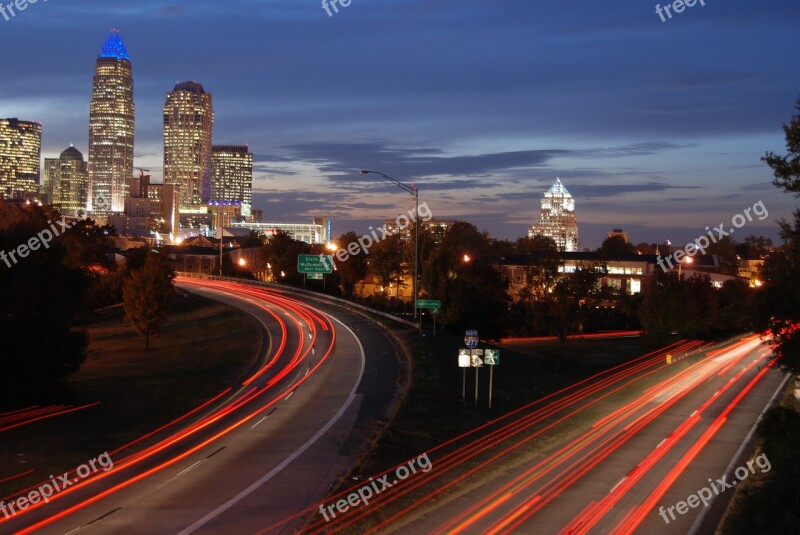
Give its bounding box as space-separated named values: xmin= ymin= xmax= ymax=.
xmin=0 ymin=118 xmax=42 ymax=200
xmin=163 ymin=81 xmax=214 ymax=208
xmin=88 ymin=30 xmax=135 ymax=218
xmin=232 ymin=220 xmax=329 ymax=244
xmin=112 ymin=173 xmax=180 ymax=238
xmin=529 ymin=178 xmax=579 ymax=252
xmin=211 ymin=145 xmax=252 ymax=218
xmin=44 ymin=146 xmax=88 ymax=216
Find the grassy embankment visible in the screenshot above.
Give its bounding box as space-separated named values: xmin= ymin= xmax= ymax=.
xmin=0 ymin=291 xmax=262 ymax=497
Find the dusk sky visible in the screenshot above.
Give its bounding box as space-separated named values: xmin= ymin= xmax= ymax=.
xmin=2 ymin=0 xmax=799 ymax=247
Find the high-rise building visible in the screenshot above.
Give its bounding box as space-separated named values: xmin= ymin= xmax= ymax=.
xmin=211 ymin=145 xmax=252 ymax=217
xmin=163 ymin=82 xmax=214 ymax=208
xmin=44 ymin=146 xmax=88 ymax=216
xmin=117 ymin=173 xmax=180 ymax=238
xmin=88 ymin=29 xmax=135 ymax=219
xmin=529 ymin=177 xmax=579 ymax=252
xmin=0 ymin=118 xmax=42 ymax=200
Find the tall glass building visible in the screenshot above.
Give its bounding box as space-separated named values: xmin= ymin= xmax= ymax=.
xmin=0 ymin=118 xmax=42 ymax=200
xmin=211 ymin=145 xmax=253 ymax=218
xmin=44 ymin=146 xmax=88 ymax=217
xmin=88 ymin=29 xmax=135 ymax=219
xmin=529 ymin=177 xmax=579 ymax=252
xmin=163 ymin=82 xmax=214 ymax=208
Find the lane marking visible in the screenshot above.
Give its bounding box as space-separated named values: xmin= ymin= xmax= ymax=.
xmin=176 ymin=315 xmax=367 ymax=535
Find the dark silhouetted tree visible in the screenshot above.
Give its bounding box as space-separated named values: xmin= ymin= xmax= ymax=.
xmin=123 ymin=252 xmax=175 ymax=350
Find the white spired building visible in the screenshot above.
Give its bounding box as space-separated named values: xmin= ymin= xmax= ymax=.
xmin=528 ymin=177 xmax=579 ymax=252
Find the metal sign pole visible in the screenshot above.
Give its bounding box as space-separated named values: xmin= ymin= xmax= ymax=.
xmin=462 ymin=368 xmax=466 ymax=402
xmin=489 ymin=365 xmax=494 ymax=409
xmin=474 ymin=367 xmax=479 ymax=406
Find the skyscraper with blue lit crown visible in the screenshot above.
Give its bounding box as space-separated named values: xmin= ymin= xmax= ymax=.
xmin=88 ymin=29 xmax=135 ymax=219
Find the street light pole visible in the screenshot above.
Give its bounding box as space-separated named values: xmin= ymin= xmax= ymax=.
xmin=360 ymin=170 xmax=420 ymax=329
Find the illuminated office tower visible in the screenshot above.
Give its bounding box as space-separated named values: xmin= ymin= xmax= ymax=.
xmin=44 ymin=146 xmax=88 ymax=216
xmin=529 ymin=177 xmax=579 ymax=252
xmin=0 ymin=118 xmax=41 ymax=200
xmin=163 ymin=82 xmax=214 ymax=208
xmin=88 ymin=29 xmax=135 ymax=218
xmin=211 ymin=145 xmax=252 ymax=217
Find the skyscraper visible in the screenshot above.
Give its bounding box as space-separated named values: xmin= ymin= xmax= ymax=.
xmin=529 ymin=177 xmax=579 ymax=252
xmin=163 ymin=82 xmax=214 ymax=208
xmin=88 ymin=29 xmax=135 ymax=219
xmin=211 ymin=145 xmax=253 ymax=217
xmin=0 ymin=118 xmax=42 ymax=200
xmin=44 ymin=146 xmax=88 ymax=217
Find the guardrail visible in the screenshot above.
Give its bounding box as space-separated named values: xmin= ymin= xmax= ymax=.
xmin=176 ymin=272 xmax=419 ymax=329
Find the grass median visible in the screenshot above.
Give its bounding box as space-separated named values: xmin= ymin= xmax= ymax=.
xmin=0 ymin=291 xmax=261 ymax=498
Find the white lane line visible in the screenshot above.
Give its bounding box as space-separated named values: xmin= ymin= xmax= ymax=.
xmin=177 ymin=460 xmax=203 ymax=477
xmin=285 ymin=391 xmax=294 ymax=401
xmin=176 ymin=315 xmax=367 ymax=535
xmin=250 ymin=416 xmax=268 ymax=429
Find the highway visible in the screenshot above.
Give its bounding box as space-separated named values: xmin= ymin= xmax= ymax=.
xmin=311 ymin=337 xmax=785 ymax=535
xmin=0 ymin=278 xmax=400 ymax=535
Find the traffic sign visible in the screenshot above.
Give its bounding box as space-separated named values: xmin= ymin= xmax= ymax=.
xmin=458 ymin=349 xmax=471 ymax=368
xmin=307 ymin=273 xmax=324 ymax=280
xmin=297 ymin=254 xmax=333 ymax=274
xmin=470 ymin=349 xmax=483 ymax=367
xmin=465 ymin=329 xmax=479 ymax=349
xmin=484 ymin=349 xmax=500 ymax=366
xmin=416 ymin=299 xmax=442 ymax=309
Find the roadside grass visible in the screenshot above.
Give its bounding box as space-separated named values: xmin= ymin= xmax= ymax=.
xmin=716 ymin=377 xmax=800 ymax=534
xmin=0 ymin=292 xmax=261 ymax=498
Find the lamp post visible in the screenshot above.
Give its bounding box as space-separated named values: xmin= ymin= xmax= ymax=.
xmin=360 ymin=170 xmax=420 ymax=331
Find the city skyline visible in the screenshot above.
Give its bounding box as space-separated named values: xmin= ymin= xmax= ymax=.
xmin=1 ymin=1 xmax=799 ymax=247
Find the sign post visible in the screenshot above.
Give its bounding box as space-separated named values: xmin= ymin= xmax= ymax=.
xmin=484 ymin=349 xmax=500 ymax=409
xmin=458 ymin=349 xmax=470 ymax=402
xmin=416 ymin=300 xmax=442 ymax=335
xmin=471 ymin=349 xmax=483 ymax=406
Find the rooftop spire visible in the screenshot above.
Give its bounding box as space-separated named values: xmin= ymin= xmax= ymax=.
xmin=99 ymin=29 xmax=131 ymax=61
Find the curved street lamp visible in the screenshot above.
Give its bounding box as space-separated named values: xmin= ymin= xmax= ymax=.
xmin=360 ymin=170 xmax=420 ymax=330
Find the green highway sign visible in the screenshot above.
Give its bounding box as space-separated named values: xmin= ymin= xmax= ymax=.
xmin=307 ymin=273 xmax=324 ymax=280
xmin=416 ymin=299 xmax=442 ymax=309
xmin=484 ymin=349 xmax=500 ymax=366
xmin=297 ymin=254 xmax=333 ymax=274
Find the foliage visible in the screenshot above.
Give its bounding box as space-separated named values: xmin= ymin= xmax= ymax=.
xmin=263 ymin=230 xmax=310 ymax=286
xmin=123 ymin=252 xmax=175 ymax=350
xmin=598 ymin=235 xmax=634 ymax=256
xmin=758 ymin=96 xmax=800 ymax=374
xmin=762 ymin=96 xmax=800 ymax=197
xmin=420 ymin=222 xmax=510 ymax=340
xmin=333 ymin=231 xmax=368 ymax=298
xmin=0 ymin=202 xmax=90 ymax=405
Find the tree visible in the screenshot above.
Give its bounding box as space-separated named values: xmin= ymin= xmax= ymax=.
xmin=598 ymin=235 xmax=635 ymax=256
xmin=736 ymin=235 xmax=773 ymax=259
xmin=333 ymin=231 xmax=368 ymax=298
xmin=264 ymin=230 xmax=309 ymax=286
xmin=420 ymin=223 xmax=509 ymax=339
xmin=762 ymin=97 xmax=800 ymax=196
xmin=519 ymin=261 xmax=602 ymax=369
xmin=368 ymin=233 xmax=406 ymax=302
xmin=123 ymin=252 xmax=175 ymax=350
xmin=759 ymin=95 xmax=800 ymax=374
xmin=0 ymin=201 xmax=89 ymax=405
